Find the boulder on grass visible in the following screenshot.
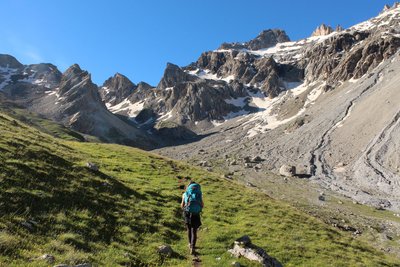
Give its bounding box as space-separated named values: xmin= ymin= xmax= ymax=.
xmin=279 ymin=165 xmax=296 ymax=177
xmin=86 ymin=162 xmax=99 ymax=171
xmin=157 ymin=245 xmax=173 ymax=257
xmin=228 ymin=236 xmax=282 ymax=267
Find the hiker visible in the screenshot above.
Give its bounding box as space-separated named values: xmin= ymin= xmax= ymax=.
xmin=181 ymin=180 xmax=204 ymax=255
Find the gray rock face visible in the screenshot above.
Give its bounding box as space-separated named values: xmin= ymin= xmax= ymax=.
xmin=0 ymin=58 xmax=157 ymax=149
xmin=195 ymin=50 xmax=303 ymax=97
xmin=100 ymin=73 xmax=136 ymax=106
xmin=157 ymin=63 xmax=198 ymax=90
xmin=220 ymin=29 xmax=290 ymax=51
xmin=303 ymin=32 xmax=400 ymax=84
xmin=0 ymin=54 xmax=23 ymax=69
xmin=311 ymin=24 xmax=333 ymax=37
xmin=130 ymin=63 xmax=252 ymax=127
xmin=127 ymin=82 xmax=153 ymax=103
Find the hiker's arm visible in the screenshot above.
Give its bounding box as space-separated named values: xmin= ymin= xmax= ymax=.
xmin=180 ymin=193 xmax=185 ymax=209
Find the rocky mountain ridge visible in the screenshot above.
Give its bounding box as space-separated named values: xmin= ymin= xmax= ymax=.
xmin=102 ymin=3 xmax=400 ymax=136
xmin=0 ymin=56 xmax=156 ymax=148
xmin=1 ymin=3 xmax=400 ymax=211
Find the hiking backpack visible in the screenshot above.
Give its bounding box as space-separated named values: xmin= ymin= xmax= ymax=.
xmin=184 ymin=183 xmax=202 ymax=214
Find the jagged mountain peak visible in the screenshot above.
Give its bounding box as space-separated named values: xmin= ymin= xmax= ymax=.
xmin=382 ymin=2 xmax=400 ymax=13
xmin=250 ymin=29 xmax=290 ymax=49
xmin=157 ymin=62 xmax=198 ymax=89
xmin=103 ymin=72 xmax=134 ymax=89
xmin=0 ymin=54 xmax=23 ymax=69
xmin=100 ymin=72 xmax=137 ymax=107
xmin=311 ymin=24 xmax=333 ymax=37
xmin=219 ymin=28 xmax=290 ymax=51
xmin=62 ymin=63 xmax=90 ymax=80
xmin=59 ymin=64 xmax=93 ymax=96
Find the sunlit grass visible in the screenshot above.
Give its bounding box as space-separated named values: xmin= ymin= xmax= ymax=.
xmin=0 ymin=112 xmax=398 ymax=266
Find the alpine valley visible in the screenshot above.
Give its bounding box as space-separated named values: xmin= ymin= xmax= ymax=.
xmin=2 ymin=3 xmax=400 ymax=266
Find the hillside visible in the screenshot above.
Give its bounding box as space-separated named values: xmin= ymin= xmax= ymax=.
xmin=0 ymin=113 xmax=399 ymax=266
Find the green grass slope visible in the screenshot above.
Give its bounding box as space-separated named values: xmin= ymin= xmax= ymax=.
xmin=0 ymin=112 xmax=398 ymax=267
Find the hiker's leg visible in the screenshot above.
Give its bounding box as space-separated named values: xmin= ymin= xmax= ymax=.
xmin=186 ymin=224 xmax=192 ymax=245
xmin=191 ymin=227 xmax=197 ymax=249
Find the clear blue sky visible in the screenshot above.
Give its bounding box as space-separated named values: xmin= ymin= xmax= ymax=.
xmin=0 ymin=1 xmax=396 ymax=86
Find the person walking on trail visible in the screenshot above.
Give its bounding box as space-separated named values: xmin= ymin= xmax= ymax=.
xmin=181 ymin=181 xmax=204 ymax=255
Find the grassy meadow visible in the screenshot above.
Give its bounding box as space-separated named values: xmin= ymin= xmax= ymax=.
xmin=0 ymin=111 xmax=398 ymax=266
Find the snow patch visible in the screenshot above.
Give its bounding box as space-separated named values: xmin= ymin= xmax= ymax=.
xmin=158 ymin=110 xmax=174 ymax=122
xmin=0 ymin=67 xmax=18 ymax=91
xmin=108 ymin=99 xmax=145 ymax=117
xmin=225 ymin=96 xmax=248 ymax=108
xmin=186 ymin=68 xmax=235 ymax=83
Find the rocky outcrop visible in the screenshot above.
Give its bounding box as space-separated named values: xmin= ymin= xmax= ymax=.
xmin=228 ymin=236 xmax=282 ymax=267
xmin=195 ymin=50 xmax=303 ymax=97
xmin=335 ymin=25 xmax=344 ymax=32
xmin=157 ymin=63 xmax=198 ymax=90
xmin=220 ymin=29 xmax=290 ymax=51
xmin=0 ymin=54 xmax=23 ymax=69
xmin=0 ymin=58 xmax=157 ymax=149
xmin=311 ymin=24 xmax=333 ymax=37
xmin=127 ymin=82 xmax=154 ymax=103
xmin=303 ymin=31 xmax=400 ymax=84
xmin=100 ymin=73 xmax=136 ymax=106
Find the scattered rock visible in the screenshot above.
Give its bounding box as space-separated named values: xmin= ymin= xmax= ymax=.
xmin=235 ymin=235 xmax=252 ymax=246
xmin=332 ymin=223 xmax=360 ymax=234
xmin=232 ymin=261 xmax=241 ymax=267
xmin=20 ymin=221 xmax=34 ymax=231
xmin=86 ymin=162 xmax=99 ymax=171
xmin=244 ymin=163 xmax=253 ymax=168
xmin=157 ymin=245 xmax=173 ymax=257
xmin=246 ymin=182 xmax=256 ymax=187
xmin=251 ymin=156 xmax=264 ymax=162
xmin=318 ymin=195 xmax=325 ymax=201
xmin=53 ymin=265 xmax=69 ymax=267
xmin=36 ymin=254 xmax=55 ymax=264
xmin=230 ymin=160 xmax=238 ymax=166
xmin=199 ymin=160 xmax=209 ymax=167
xmin=228 ymin=236 xmax=282 ymax=267
xmin=279 ymin=165 xmax=296 ymax=177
